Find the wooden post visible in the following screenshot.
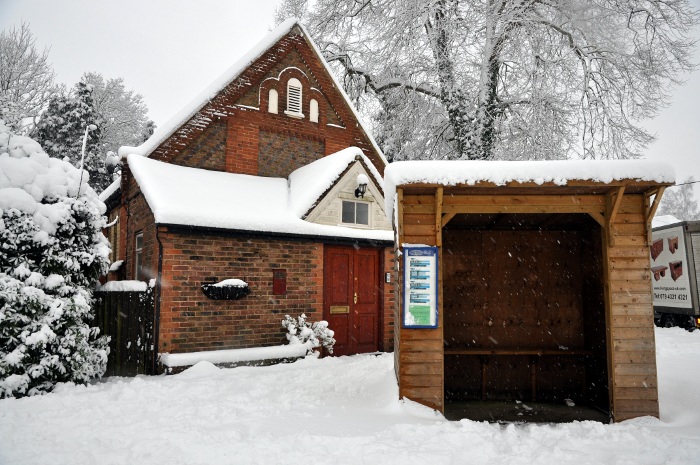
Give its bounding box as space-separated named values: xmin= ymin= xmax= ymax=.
xmin=435 ymin=187 xmax=443 ymax=247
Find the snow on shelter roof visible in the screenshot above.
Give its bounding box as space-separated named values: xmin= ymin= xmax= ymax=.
xmin=118 ymin=18 xmax=387 ymax=166
xmin=384 ymin=160 xmax=675 ymax=218
xmin=126 ymin=151 xmax=392 ymax=241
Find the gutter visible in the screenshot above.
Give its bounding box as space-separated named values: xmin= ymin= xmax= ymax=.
xmin=159 ymin=223 xmax=395 ymax=247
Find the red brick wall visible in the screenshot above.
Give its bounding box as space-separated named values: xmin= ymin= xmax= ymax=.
xmin=382 ymin=248 xmax=396 ymax=351
xmin=157 ymin=231 xmax=324 ymax=353
xmin=169 ymin=120 xmax=226 ymax=171
xmin=123 ymin=193 xmax=157 ymax=282
xmin=258 ymin=130 xmax=324 ymax=178
xmin=156 ymin=230 xmax=394 ymax=355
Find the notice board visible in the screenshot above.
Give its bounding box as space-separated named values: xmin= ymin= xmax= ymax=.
xmin=403 ymin=245 xmax=438 ymax=328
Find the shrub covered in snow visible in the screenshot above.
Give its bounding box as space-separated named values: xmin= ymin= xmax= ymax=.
xmin=0 ymin=119 xmax=110 ymax=398
xmin=282 ymin=314 xmax=335 ymax=355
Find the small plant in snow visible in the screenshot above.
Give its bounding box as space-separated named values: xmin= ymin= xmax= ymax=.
xmin=282 ymin=314 xmax=335 ymax=355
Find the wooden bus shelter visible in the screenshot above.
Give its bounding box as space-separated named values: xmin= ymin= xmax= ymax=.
xmin=388 ymin=161 xmax=673 ymax=422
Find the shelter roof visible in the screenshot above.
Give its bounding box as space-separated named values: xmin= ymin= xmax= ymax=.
xmin=384 ymin=160 xmax=675 ymax=218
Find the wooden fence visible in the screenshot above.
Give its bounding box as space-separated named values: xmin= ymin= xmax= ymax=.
xmin=94 ymin=288 xmax=155 ymax=376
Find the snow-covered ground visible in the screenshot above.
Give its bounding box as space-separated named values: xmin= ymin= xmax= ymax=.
xmin=1 ymin=328 xmax=699 ymax=465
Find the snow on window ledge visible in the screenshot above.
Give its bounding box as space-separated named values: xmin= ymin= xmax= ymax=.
xmin=284 ymin=110 xmax=305 ymax=119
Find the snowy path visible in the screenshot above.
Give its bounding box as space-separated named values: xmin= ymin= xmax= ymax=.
xmin=1 ymin=328 xmax=699 ymax=465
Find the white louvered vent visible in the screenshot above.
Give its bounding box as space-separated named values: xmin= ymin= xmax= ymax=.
xmin=285 ymin=78 xmax=304 ymax=117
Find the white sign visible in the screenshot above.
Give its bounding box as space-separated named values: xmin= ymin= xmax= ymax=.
xmin=650 ymin=225 xmax=692 ymax=309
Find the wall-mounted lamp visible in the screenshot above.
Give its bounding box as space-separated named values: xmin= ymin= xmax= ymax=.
xmin=355 ymin=173 xmax=369 ymax=198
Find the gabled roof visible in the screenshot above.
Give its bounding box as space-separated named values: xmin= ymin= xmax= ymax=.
xmin=118 ymin=18 xmax=387 ymax=167
xmin=127 ymin=148 xmax=392 ymax=242
xmin=288 ymin=147 xmax=383 ymax=218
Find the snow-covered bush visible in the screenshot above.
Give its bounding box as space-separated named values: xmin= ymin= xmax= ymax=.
xmin=282 ymin=314 xmax=335 ymax=355
xmin=0 ymin=119 xmax=110 ymax=398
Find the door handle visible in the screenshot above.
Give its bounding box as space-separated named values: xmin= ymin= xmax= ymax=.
xmin=354 ymin=292 xmax=357 ymax=304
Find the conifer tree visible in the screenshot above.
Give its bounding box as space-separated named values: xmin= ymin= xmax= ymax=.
xmin=35 ymin=80 xmax=110 ymax=191
xmin=0 ymin=119 xmax=110 ymax=398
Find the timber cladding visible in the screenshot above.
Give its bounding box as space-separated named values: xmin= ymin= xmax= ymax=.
xmin=395 ymin=182 xmax=669 ymax=422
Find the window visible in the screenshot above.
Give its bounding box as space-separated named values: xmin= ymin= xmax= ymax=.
xmin=134 ymin=231 xmax=144 ymax=280
xmin=341 ymin=201 xmax=369 ymax=226
xmin=285 ymin=78 xmax=303 ymax=117
xmin=309 ymin=99 xmax=319 ymax=123
xmin=268 ymin=88 xmax=278 ymax=114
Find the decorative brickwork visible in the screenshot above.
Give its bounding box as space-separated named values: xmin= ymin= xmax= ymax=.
xmin=147 ymin=27 xmax=384 ymax=175
xmin=170 ymin=120 xmax=227 ymax=171
xmin=258 ymin=130 xmax=324 ymax=178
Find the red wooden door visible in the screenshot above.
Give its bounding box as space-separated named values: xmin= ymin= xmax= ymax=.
xmin=324 ymin=246 xmax=381 ymax=356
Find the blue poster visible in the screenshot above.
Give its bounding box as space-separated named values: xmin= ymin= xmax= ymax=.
xmin=403 ymin=246 xmax=438 ymax=328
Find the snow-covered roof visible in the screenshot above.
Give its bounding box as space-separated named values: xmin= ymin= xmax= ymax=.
xmin=118 ymin=18 xmax=387 ymax=166
xmin=288 ymin=147 xmax=383 ymax=217
xmin=384 ymin=160 xmax=676 ymax=218
xmin=99 ymin=178 xmax=120 ymax=202
xmin=652 ymin=215 xmax=682 ymax=228
xmin=127 ymin=150 xmax=392 ymax=241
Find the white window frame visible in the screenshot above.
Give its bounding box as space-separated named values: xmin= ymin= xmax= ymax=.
xmin=284 ymin=78 xmax=304 ymax=118
xmin=134 ymin=231 xmax=144 ymax=281
xmin=268 ymin=88 xmax=278 ymax=114
xmin=340 ymin=200 xmax=370 ymax=227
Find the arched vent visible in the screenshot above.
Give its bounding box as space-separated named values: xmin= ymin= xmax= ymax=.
xmin=286 ymin=78 xmax=303 ymax=117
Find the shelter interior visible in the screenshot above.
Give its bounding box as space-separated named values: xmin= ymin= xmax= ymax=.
xmin=442 ymin=212 xmax=610 ymax=422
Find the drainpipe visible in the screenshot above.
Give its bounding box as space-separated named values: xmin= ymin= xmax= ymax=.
xmin=153 ymin=226 xmax=164 ymax=375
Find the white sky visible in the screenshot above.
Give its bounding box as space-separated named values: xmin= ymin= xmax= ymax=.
xmin=1 ymin=0 xmax=698 ymax=196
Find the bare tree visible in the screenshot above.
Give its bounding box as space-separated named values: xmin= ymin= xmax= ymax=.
xmin=657 ymin=177 xmax=700 ymax=221
xmin=278 ymin=0 xmax=698 ymax=161
xmin=81 ymin=72 xmax=154 ymax=154
xmin=0 ymin=22 xmax=59 ymax=133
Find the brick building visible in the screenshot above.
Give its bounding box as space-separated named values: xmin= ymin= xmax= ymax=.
xmin=101 ymin=19 xmax=395 ymax=367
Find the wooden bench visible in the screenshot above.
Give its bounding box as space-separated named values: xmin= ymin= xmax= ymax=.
xmin=444 ymin=347 xmax=593 ymax=402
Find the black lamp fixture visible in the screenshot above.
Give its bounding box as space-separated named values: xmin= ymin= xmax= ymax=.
xmin=355 ymin=173 xmax=369 ymax=198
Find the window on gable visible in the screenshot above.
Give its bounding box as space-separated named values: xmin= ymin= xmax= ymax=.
xmin=268 ymin=88 xmax=278 ymax=114
xmin=309 ymin=99 xmax=319 ymax=123
xmin=341 ymin=200 xmax=369 ymax=226
xmin=134 ymin=231 xmax=144 ymax=281
xmin=285 ymin=78 xmax=303 ymax=117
